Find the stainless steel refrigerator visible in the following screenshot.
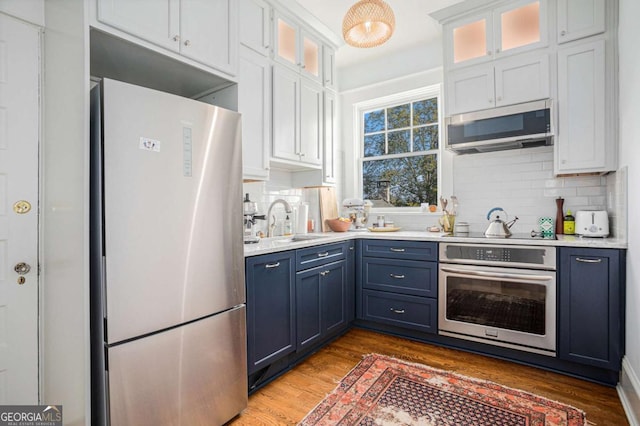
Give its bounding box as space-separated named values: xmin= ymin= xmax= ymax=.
xmin=90 ymin=78 xmax=247 ymax=425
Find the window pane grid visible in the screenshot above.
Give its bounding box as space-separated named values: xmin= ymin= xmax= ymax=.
xmin=361 ymin=95 xmax=440 ymax=207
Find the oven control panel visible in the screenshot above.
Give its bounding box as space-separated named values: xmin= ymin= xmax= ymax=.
xmin=440 ymin=243 xmax=556 ymax=270
xmin=476 ymin=247 xmax=511 ymax=262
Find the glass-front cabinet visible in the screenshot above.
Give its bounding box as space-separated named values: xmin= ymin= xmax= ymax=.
xmin=273 ymin=11 xmax=322 ymax=84
xmin=446 ymin=0 xmax=548 ymax=68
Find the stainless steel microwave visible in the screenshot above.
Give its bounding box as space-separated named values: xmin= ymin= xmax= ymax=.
xmin=445 ymin=99 xmax=553 ymax=154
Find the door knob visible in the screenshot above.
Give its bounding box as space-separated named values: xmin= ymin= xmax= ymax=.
xmin=14 ymin=262 xmax=31 ymax=275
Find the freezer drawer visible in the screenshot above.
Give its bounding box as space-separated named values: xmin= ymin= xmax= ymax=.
xmin=106 ymin=306 xmax=247 ymax=425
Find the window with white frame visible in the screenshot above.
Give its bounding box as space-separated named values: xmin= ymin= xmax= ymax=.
xmin=359 ymin=87 xmax=441 ymax=207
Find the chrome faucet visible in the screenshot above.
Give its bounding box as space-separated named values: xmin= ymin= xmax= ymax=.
xmin=266 ymin=199 xmax=293 ymax=237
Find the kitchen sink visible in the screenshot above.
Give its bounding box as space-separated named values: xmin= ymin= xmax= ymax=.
xmin=271 ymin=234 xmax=330 ymax=244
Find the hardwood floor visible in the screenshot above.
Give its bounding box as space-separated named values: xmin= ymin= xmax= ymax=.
xmin=230 ymin=328 xmax=629 ymax=425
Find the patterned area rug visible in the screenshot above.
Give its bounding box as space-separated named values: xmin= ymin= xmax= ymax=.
xmin=299 ymin=354 xmax=586 ymax=426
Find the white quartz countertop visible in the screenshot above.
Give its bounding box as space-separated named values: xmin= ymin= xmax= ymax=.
xmin=244 ymin=230 xmax=627 ymax=257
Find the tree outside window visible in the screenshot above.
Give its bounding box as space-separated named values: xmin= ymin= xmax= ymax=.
xmin=361 ymin=96 xmax=439 ymax=207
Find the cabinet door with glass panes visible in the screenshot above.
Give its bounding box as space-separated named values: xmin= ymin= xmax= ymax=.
xmin=273 ymin=11 xmax=323 ymax=84
xmin=361 ymin=96 xmax=439 ymax=207
xmin=444 ymin=0 xmax=548 ymax=69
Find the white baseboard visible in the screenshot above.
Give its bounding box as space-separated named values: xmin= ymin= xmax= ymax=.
xmin=618 ymin=357 xmax=640 ymax=426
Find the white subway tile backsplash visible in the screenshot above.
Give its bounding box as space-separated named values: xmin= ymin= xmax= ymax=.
xmin=577 ymin=186 xmax=606 ymax=196
xmin=452 ymin=146 xmax=611 ymax=233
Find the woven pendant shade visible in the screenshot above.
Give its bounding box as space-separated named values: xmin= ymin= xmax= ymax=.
xmin=342 ymin=0 xmax=396 ymax=48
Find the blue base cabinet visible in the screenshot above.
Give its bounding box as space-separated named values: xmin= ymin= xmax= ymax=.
xmin=245 ymin=251 xmax=296 ymax=375
xmin=246 ymin=241 xmax=352 ymax=391
xmin=296 ymin=259 xmax=348 ymax=350
xmin=558 ymin=247 xmax=625 ymax=371
xmin=359 ymin=240 xmax=438 ymax=333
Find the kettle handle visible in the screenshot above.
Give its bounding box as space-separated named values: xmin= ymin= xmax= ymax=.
xmin=487 ymin=207 xmax=507 ymax=221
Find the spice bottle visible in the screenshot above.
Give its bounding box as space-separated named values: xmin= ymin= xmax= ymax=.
xmin=563 ymin=210 xmax=575 ymax=235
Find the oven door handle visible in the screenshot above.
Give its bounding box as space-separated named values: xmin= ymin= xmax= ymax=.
xmin=440 ymin=267 xmax=553 ymax=281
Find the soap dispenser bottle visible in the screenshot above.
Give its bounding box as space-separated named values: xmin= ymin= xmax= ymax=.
xmin=284 ymin=215 xmax=293 ymax=236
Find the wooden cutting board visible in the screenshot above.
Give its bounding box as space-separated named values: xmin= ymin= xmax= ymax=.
xmin=319 ymin=187 xmax=338 ymax=232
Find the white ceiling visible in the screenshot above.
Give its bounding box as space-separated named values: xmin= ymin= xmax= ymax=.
xmin=294 ymin=0 xmax=465 ymax=68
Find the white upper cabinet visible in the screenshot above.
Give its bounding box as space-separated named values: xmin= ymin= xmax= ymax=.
xmin=299 ymin=78 xmax=323 ymax=166
xmin=273 ymin=11 xmax=323 ymax=84
xmin=238 ymin=46 xmax=271 ymax=181
xmin=323 ymin=90 xmax=337 ymax=184
xmin=239 ymin=0 xmax=271 ymax=56
xmin=556 ymin=39 xmax=612 ymax=174
xmin=557 ymin=0 xmax=605 ymax=44
xmin=323 ymin=45 xmax=337 ymax=90
xmin=272 ymin=65 xmax=300 ymax=164
xmin=96 ymin=0 xmax=237 ymax=76
xmin=180 ymin=0 xmax=236 ymax=75
xmin=272 ymin=65 xmax=323 ymax=169
xmin=494 ymin=52 xmax=549 ymax=107
xmin=98 ymin=0 xmax=179 ymax=51
xmin=447 ymin=51 xmax=549 ymax=115
xmin=445 ymin=0 xmax=548 ymax=69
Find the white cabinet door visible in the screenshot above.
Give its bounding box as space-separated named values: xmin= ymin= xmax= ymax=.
xmin=97 ymin=0 xmax=180 ymax=51
xmin=323 ymin=45 xmax=336 ymax=90
xmin=557 ymin=0 xmax=605 ymax=44
xmin=180 ymin=0 xmax=236 ymax=75
xmin=300 ymin=29 xmax=322 ymax=84
xmin=445 ymin=12 xmax=493 ymax=69
xmin=493 ymin=0 xmax=548 ymax=59
xmin=239 ymin=0 xmax=271 ymax=56
xmin=556 ymin=40 xmax=607 ymax=174
xmin=445 ymin=0 xmax=547 ymax=69
xmin=446 ymin=64 xmax=495 ymax=114
xmin=495 ymin=52 xmax=549 ymax=107
xmin=323 ymin=91 xmax=337 ymax=184
xmin=272 ymin=65 xmax=300 ymax=162
xmin=299 ymin=78 xmax=323 ymax=166
xmin=238 ymin=47 xmax=270 ymax=181
xmin=273 ymin=11 xmax=299 ymax=70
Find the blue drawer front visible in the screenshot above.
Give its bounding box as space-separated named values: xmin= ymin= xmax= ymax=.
xmin=361 ymin=239 xmax=437 ymax=261
xmin=363 ymin=258 xmax=437 ymax=297
xmin=362 ymin=290 xmax=437 ymax=334
xmin=296 ymin=242 xmax=347 ymax=271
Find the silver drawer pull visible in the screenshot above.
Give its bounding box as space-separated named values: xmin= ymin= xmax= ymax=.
xmin=389 ymin=274 xmax=405 ymax=279
xmin=317 ymin=252 xmax=329 ymax=257
xmin=390 ymin=308 xmax=405 ymax=314
xmin=576 ymin=257 xmax=603 ymax=263
xmin=320 ymin=270 xmax=331 ymax=276
xmin=265 ymin=262 xmax=280 ymax=269
xmin=389 ymin=248 xmax=405 ymax=252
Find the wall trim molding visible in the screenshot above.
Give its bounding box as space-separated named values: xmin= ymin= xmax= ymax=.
xmin=618 ymin=357 xmax=640 ymax=426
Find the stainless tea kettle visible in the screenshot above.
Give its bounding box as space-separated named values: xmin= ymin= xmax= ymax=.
xmin=484 ymin=207 xmax=519 ymax=238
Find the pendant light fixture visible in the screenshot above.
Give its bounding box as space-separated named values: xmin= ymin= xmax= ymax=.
xmin=342 ymin=0 xmax=396 ymax=48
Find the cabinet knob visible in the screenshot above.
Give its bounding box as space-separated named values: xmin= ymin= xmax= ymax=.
xmin=173 ymin=35 xmax=180 ymax=42
xmin=497 ymin=96 xmax=502 ymax=101
xmin=495 ymin=48 xmax=501 ymax=54
xmin=184 ymin=40 xmax=191 ymax=47
xmin=560 ymin=30 xmax=567 ymax=37
xmin=489 ymin=99 xmax=494 ymax=103
xmin=487 ymin=50 xmax=491 ymax=56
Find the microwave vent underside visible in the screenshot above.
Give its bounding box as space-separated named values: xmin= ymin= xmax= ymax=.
xmin=449 ymin=137 xmax=552 ymax=155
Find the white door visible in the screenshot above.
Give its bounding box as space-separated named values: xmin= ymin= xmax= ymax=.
xmin=0 ymin=13 xmax=40 ymax=403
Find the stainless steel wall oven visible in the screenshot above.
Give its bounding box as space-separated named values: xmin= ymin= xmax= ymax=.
xmin=439 ymin=243 xmax=556 ymax=356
